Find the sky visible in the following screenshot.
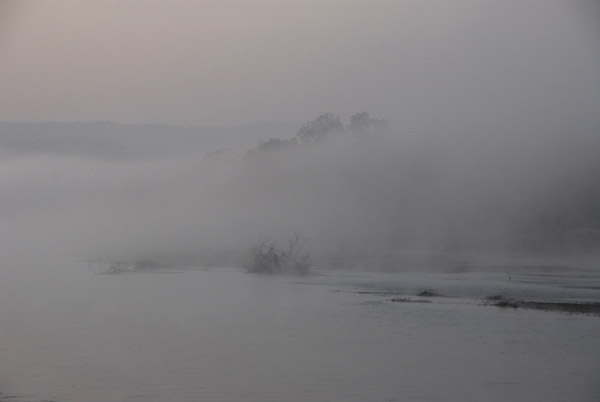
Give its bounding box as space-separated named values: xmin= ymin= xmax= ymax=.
xmin=1 ymin=0 xmax=599 ymax=127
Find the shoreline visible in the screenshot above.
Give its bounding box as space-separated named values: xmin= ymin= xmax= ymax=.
xmin=486 ymin=296 xmax=600 ymax=315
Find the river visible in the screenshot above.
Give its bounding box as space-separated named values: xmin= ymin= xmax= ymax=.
xmin=1 ymin=263 xmax=599 ymax=401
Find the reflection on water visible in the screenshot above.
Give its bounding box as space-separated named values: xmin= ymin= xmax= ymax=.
xmin=1 ymin=265 xmax=599 ymax=402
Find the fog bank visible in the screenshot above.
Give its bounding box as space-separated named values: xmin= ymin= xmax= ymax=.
xmin=1 ymin=118 xmax=598 ymax=269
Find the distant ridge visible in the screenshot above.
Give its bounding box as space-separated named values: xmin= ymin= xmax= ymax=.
xmin=0 ymin=120 xmax=298 ymax=159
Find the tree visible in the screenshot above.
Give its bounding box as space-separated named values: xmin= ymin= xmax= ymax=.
xmin=247 ymin=241 xmax=283 ymax=274
xmin=281 ymin=231 xmax=312 ymax=275
xmin=297 ymin=113 xmax=342 ymax=144
xmin=349 ymin=112 xmax=387 ymax=134
xmin=256 ymin=137 xmax=298 ymax=153
xmin=246 ymin=232 xmax=312 ymax=275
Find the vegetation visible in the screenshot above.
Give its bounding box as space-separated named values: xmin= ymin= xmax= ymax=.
xmin=236 ymin=110 xmax=599 ymax=260
xmin=297 ymin=113 xmax=343 ymax=143
xmin=256 ymin=137 xmax=298 ymax=153
xmin=246 ymin=232 xmax=312 ymax=275
xmin=349 ymin=112 xmax=387 ymax=133
xmin=247 ymin=112 xmax=387 ymax=156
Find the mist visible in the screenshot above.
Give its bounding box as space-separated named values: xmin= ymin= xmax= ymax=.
xmin=1 ymin=115 xmax=598 ymax=270
xmin=0 ymin=1 xmax=598 ymax=269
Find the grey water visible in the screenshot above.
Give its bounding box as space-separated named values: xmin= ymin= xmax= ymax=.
xmin=1 ymin=264 xmax=599 ymax=402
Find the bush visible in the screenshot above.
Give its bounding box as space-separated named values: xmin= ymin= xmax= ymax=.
xmin=246 ymin=232 xmax=312 ymax=275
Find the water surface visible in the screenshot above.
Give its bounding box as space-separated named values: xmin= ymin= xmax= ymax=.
xmin=1 ymin=264 xmax=599 ymax=402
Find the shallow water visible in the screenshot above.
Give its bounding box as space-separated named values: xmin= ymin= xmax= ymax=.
xmin=1 ymin=264 xmax=599 ymax=402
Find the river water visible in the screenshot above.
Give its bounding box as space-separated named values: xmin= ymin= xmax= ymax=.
xmin=1 ymin=263 xmax=599 ymax=402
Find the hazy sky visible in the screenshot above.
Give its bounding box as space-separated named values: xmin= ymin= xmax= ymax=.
xmin=1 ymin=0 xmax=599 ymax=126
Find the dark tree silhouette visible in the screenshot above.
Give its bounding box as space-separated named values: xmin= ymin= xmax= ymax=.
xmin=349 ymin=112 xmax=387 ymax=133
xmin=297 ymin=113 xmax=342 ymax=143
xmin=246 ymin=232 xmax=312 ymax=275
xmin=256 ymin=137 xmax=298 ymax=153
